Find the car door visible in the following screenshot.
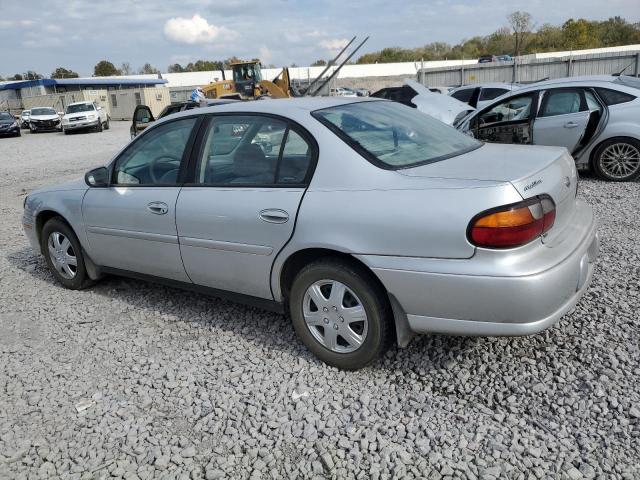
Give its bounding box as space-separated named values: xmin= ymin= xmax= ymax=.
xmin=473 ymin=92 xmax=537 ymax=145
xmin=176 ymin=114 xmax=316 ymax=299
xmin=83 ymin=116 xmax=199 ymax=281
xmin=131 ymin=105 xmax=155 ymax=138
xmin=532 ymin=88 xmax=591 ymax=152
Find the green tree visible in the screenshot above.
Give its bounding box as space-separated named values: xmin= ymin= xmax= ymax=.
xmin=93 ymin=60 xmax=121 ymax=77
xmin=9 ymin=74 xmax=24 ymax=81
xmin=51 ymin=67 xmax=79 ymax=79
xmin=138 ymin=63 xmax=160 ymax=74
xmin=311 ymin=59 xmax=327 ymax=66
xmin=167 ymin=63 xmax=185 ymax=73
xmin=185 ymin=60 xmax=224 ymax=71
xmin=562 ymin=19 xmax=593 ymax=50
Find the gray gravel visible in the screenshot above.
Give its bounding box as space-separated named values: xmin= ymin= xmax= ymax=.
xmin=1 ymin=122 xmax=639 ymax=479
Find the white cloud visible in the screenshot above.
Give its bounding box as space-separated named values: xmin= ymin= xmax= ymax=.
xmin=20 ymin=20 xmax=35 ymax=27
xmin=45 ymin=24 xmax=62 ymax=33
xmin=319 ymin=38 xmax=349 ymax=53
xmin=163 ymin=14 xmax=236 ymax=44
xmin=259 ymin=46 xmax=272 ymax=65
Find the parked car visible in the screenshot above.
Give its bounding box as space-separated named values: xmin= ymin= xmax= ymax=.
xmin=456 ymin=75 xmax=640 ymax=181
xmin=20 ymin=109 xmax=31 ymax=129
xmin=478 ymin=55 xmax=497 ymax=63
xmin=27 ymin=107 xmax=62 ymax=133
xmin=449 ymin=83 xmax=522 ymax=109
xmin=131 ymin=99 xmax=238 ymax=138
xmin=23 ymin=98 xmax=598 ymax=369
xmin=62 ymin=101 xmax=109 ymax=134
xmin=496 ymin=55 xmax=513 ymax=62
xmin=353 ymin=88 xmax=370 ymax=97
xmin=372 ymin=80 xmax=475 ymax=125
xmin=0 ymin=111 xmax=20 ymax=137
xmin=330 ymin=87 xmax=358 ymax=97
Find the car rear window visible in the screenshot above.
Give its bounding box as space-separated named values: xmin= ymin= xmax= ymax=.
xmin=312 ymin=101 xmax=481 ymax=169
xmin=595 ymin=87 xmax=636 ymax=105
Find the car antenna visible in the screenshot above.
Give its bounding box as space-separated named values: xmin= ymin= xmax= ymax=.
xmin=612 ymin=60 xmax=635 ymax=76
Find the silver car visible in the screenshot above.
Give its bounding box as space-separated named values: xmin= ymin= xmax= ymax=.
xmin=22 ymin=98 xmax=599 ymax=369
xmin=457 ymin=75 xmax=640 ymax=181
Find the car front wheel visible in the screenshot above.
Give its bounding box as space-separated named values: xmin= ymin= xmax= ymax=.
xmin=41 ymin=218 xmax=93 ymax=290
xmin=593 ymin=138 xmax=640 ymax=181
xmin=289 ymin=259 xmax=393 ymax=370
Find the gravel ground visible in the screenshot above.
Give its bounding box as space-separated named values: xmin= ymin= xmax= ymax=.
xmin=1 ymin=122 xmax=639 ymax=480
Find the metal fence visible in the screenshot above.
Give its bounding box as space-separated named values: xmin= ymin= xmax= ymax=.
xmin=417 ymin=50 xmax=640 ymax=87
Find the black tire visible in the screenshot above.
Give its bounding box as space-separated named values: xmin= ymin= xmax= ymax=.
xmin=104 ymin=117 xmax=110 ymax=130
xmin=15 ymin=131 xmax=21 ymax=137
xmin=592 ymin=137 xmax=640 ymax=182
xmin=41 ymin=218 xmax=93 ymax=290
xmin=289 ymin=258 xmax=393 ymax=370
xmin=63 ymin=129 xmax=70 ymax=135
xmin=95 ymin=120 xmax=103 ymax=132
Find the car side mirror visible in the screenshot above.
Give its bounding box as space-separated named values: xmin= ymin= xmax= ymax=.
xmin=85 ymin=167 xmax=109 ymax=187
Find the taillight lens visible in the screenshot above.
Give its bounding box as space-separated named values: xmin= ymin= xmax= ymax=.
xmin=469 ymin=195 xmax=556 ymax=248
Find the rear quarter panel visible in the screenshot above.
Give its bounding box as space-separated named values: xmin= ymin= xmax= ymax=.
xmin=270 ymin=126 xmax=522 ymax=300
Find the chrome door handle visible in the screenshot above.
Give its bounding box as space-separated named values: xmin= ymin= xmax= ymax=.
xmin=259 ymin=209 xmax=289 ymax=224
xmin=564 ymin=122 xmax=579 ymax=128
xmin=147 ymin=201 xmax=168 ymax=215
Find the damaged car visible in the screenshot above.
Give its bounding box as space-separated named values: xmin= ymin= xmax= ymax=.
xmin=456 ymin=75 xmax=640 ymax=181
xmin=372 ymin=80 xmax=474 ymax=126
xmin=28 ymin=107 xmax=62 ymax=133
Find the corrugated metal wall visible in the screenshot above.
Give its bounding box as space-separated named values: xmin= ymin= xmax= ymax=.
xmin=21 ymin=90 xmax=110 ymax=115
xmin=417 ymin=50 xmax=640 ymax=87
xmin=107 ymin=87 xmax=170 ymax=120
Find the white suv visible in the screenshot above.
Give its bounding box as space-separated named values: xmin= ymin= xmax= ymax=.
xmin=62 ymin=101 xmax=109 ymax=134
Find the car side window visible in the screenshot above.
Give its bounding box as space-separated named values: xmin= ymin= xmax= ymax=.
xmin=539 ymin=90 xmax=583 ymax=117
xmin=478 ymin=93 xmax=535 ymax=127
xmin=479 ymin=88 xmax=508 ymax=101
xmin=195 ymin=115 xmax=314 ymax=186
xmin=113 ymin=117 xmax=197 ymax=186
xmin=584 ymin=90 xmax=602 ymax=111
xmin=595 ymin=88 xmax=636 ymax=106
xmin=451 ymin=88 xmax=474 ymax=103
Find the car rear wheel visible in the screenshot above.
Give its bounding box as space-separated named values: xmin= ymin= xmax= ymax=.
xmin=593 ymin=138 xmax=640 ymax=181
xmin=289 ymin=259 xmax=393 ymax=370
xmin=41 ymin=218 xmax=93 ymax=290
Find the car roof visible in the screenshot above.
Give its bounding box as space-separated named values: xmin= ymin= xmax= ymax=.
xmin=451 ymin=82 xmax=520 ymax=92
xmin=67 ymin=101 xmax=94 ymax=106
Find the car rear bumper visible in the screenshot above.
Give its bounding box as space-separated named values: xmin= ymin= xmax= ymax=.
xmin=358 ymin=200 xmax=599 ymax=336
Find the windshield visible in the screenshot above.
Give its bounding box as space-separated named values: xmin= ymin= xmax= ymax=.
xmin=66 ymin=103 xmax=95 ymax=114
xmin=312 ymin=101 xmax=481 ymax=169
xmin=0 ymin=112 xmax=13 ymax=121
xmin=31 ymin=108 xmax=57 ymax=116
xmin=614 ymin=76 xmax=640 ymax=90
xmin=232 ymin=64 xmax=262 ymax=83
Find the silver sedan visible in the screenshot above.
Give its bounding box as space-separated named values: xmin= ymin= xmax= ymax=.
xmin=22 ymin=98 xmax=599 ymax=369
xmin=457 ymin=75 xmax=640 ymax=181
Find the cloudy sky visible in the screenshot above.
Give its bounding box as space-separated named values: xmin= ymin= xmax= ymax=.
xmin=0 ymin=0 xmax=638 ymax=77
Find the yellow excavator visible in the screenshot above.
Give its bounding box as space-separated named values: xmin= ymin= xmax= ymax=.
xmin=201 ymin=36 xmax=369 ymax=100
xmin=201 ymin=60 xmax=295 ymax=100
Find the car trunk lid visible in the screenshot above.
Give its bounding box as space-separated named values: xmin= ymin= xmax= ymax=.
xmin=399 ymin=143 xmax=578 ymax=243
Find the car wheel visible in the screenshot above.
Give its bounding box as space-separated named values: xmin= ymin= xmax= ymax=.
xmin=289 ymin=259 xmax=393 ymax=370
xmin=63 ymin=128 xmax=70 ymax=135
xmin=95 ymin=120 xmax=103 ymax=132
xmin=104 ymin=117 xmax=110 ymax=130
xmin=15 ymin=131 xmax=21 ymax=137
xmin=592 ymin=138 xmax=640 ymax=182
xmin=41 ymin=218 xmax=93 ymax=290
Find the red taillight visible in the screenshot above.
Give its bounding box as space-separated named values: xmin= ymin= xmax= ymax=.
xmin=468 ymin=195 xmax=556 ymax=249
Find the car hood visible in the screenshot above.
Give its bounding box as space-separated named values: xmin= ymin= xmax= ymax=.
xmin=30 ymin=114 xmax=60 ymax=121
xmin=405 ymin=79 xmax=475 ymax=125
xmin=30 ymin=178 xmax=88 ymax=195
xmin=398 ymin=142 xmax=570 ymax=182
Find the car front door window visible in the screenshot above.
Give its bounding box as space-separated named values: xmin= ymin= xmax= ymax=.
xmin=114 ymin=117 xmax=197 ymax=185
xmin=474 ymin=93 xmax=535 ymax=145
